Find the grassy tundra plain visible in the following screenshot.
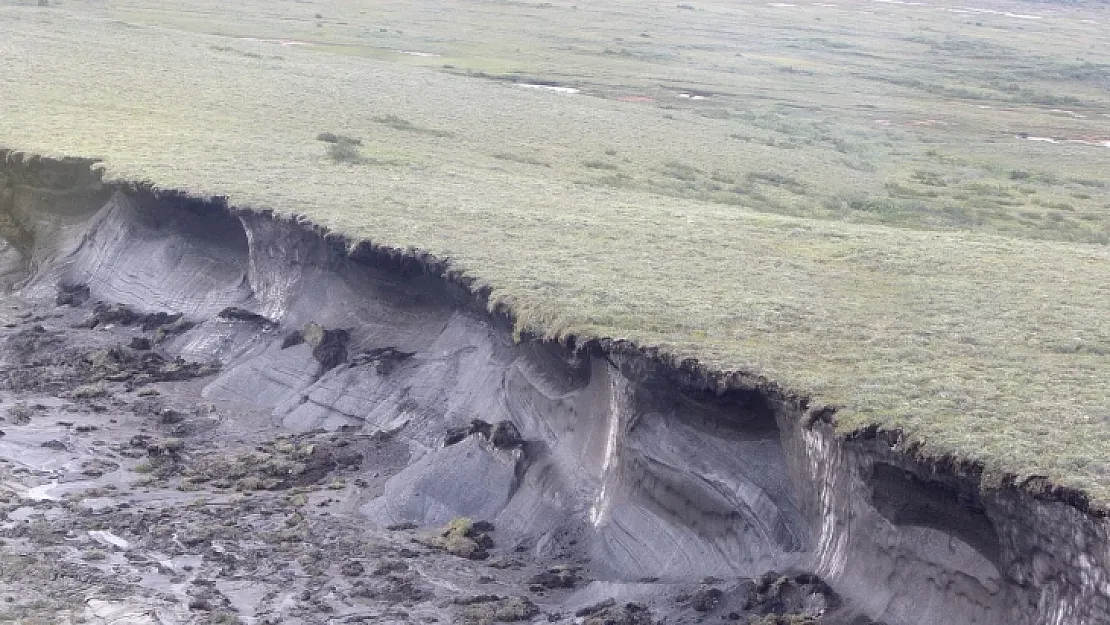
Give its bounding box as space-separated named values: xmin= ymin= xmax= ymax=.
xmin=2 ymin=0 xmax=1110 ymax=500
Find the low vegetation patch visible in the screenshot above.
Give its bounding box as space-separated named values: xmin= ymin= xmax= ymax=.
xmin=372 ymin=114 xmax=452 ymax=137
xmin=317 ymin=132 xmax=365 ymax=163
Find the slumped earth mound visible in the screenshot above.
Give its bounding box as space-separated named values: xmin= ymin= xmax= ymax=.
xmin=0 ymin=152 xmax=1107 ymax=623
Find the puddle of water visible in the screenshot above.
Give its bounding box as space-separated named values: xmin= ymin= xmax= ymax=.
xmin=1049 ymin=109 xmax=1086 ymax=118
xmin=394 ymin=50 xmax=440 ymax=58
xmin=949 ymin=7 xmax=1042 ymax=19
xmin=237 ymin=37 xmax=309 ymax=46
xmin=518 ymin=84 xmax=580 ymax=94
xmin=6 ymin=506 xmax=63 ymax=522
xmin=1018 ymin=135 xmax=1110 ymax=148
xmin=22 ymin=480 xmax=61 ymax=501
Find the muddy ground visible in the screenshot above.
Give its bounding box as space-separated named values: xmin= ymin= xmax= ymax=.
xmin=0 ymin=292 xmax=874 ymax=625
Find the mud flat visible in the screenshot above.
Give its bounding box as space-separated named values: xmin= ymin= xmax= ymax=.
xmin=0 ymin=151 xmax=1107 ymax=624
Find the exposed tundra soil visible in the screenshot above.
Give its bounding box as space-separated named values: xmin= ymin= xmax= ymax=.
xmin=0 ymin=295 xmax=866 ymax=625
xmin=0 ymin=153 xmax=1107 ymax=624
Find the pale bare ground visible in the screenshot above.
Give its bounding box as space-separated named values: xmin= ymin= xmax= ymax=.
xmin=2 ymin=0 xmax=1110 ymax=499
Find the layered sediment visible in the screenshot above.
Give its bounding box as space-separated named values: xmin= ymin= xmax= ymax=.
xmin=1 ymin=150 xmax=1107 ymax=624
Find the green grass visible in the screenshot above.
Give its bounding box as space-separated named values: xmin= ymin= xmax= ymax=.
xmin=1 ymin=0 xmax=1109 ymax=501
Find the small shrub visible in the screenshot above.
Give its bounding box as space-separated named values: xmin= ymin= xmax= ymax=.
xmin=583 ymin=160 xmax=618 ymax=170
xmin=710 ymin=171 xmax=737 ymax=185
xmin=492 ymin=153 xmax=550 ymax=167
xmin=372 ymin=115 xmax=452 ymax=137
xmin=911 ymin=170 xmax=947 ymax=187
xmin=661 ymin=161 xmax=700 ymax=182
xmin=748 ymin=171 xmax=805 ymax=193
xmin=316 ymin=132 xmax=362 ymax=146
xmin=72 ymin=382 xmax=109 ymax=399
xmin=326 ymin=142 xmax=364 ymax=164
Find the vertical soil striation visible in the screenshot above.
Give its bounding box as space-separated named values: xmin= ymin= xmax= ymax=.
xmin=0 ymin=149 xmax=1107 ymax=624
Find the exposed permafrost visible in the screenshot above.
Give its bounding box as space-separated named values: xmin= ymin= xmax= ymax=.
xmin=587 ymin=371 xmax=627 ymax=528
xmin=2 ymin=150 xmax=1110 ymax=624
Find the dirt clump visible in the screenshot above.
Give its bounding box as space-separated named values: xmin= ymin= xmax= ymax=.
xmin=419 ymin=517 xmax=495 ymax=560
xmin=55 ymin=283 xmax=90 ymax=307
xmin=6 ymin=324 xmax=62 ymax=361
xmin=352 ymin=572 xmax=431 ymax=604
xmin=455 ymin=594 xmax=539 ymax=624
xmin=7 ymin=402 xmax=35 ymax=423
xmin=71 ymin=381 xmax=109 ymax=399
xmin=691 ymin=585 xmax=724 ymax=611
xmin=80 ymin=345 xmax=219 ymax=386
xmin=746 ymin=572 xmax=839 ymax=621
xmin=575 ymin=599 xmax=656 ymax=625
xmin=445 ymin=419 xmax=524 ymax=450
xmin=149 ymin=432 xmax=365 ymax=491
xmin=528 ymin=565 xmax=580 ymax=590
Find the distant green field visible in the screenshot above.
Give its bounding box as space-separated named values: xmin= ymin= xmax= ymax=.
xmin=2 ymin=0 xmax=1109 ymax=501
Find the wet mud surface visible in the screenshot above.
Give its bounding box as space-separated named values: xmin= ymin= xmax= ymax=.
xmin=0 ymin=295 xmax=871 ymax=625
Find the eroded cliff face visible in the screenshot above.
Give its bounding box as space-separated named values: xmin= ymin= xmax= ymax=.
xmin=1 ymin=150 xmax=1107 ymax=624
